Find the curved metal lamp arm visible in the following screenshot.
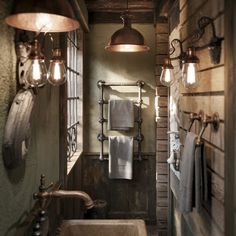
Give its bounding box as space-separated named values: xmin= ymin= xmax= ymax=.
xmin=191 ymin=16 xmax=224 ymax=64
xmin=168 ymin=38 xmax=185 ymax=68
xmin=169 ymin=39 xmax=184 ymax=57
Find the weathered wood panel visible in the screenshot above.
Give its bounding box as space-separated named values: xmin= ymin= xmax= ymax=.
xmin=180 ymin=0 xmax=224 ymax=40
xmin=156 ymin=43 xmax=169 ymax=55
xmin=156 ymin=20 xmax=169 ymax=235
xmin=157 ymin=163 xmax=168 ymax=175
xmin=179 ymin=95 xmax=224 ymax=120
xmin=156 ymin=140 xmax=168 ymax=151
xmin=156 ymin=117 xmax=168 ymax=128
xmin=169 ymin=0 xmax=225 ymax=234
xmin=85 ymin=0 xmax=155 ymax=11
xmin=225 ymin=1 xmax=236 ymax=235
xmin=156 ymin=127 xmax=168 ymax=140
xmin=88 ymin=12 xmax=154 ymax=24
xmin=180 ymin=0 xmax=207 ymax=25
xmin=81 ymin=153 xmax=156 ymax=223
xmin=204 ymin=143 xmax=224 ymax=178
xmin=156 ymin=87 xmax=168 ymax=96
xmin=156 ymin=23 xmax=169 ymax=34
xmin=209 ymin=170 xmax=224 ymax=204
xmin=180 ymin=66 xmax=224 ymax=93
xmin=156 ymin=151 xmax=168 ymax=163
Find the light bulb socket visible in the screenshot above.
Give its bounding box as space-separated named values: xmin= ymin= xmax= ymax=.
xmin=184 ymin=47 xmax=199 ymax=64
xmin=50 ymin=48 xmax=63 ymax=61
xmin=163 ymin=58 xmax=174 ymax=70
xmin=29 ymin=40 xmax=44 ymax=60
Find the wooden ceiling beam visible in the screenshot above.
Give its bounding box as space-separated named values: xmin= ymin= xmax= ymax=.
xmin=88 ymin=12 xmax=154 ymax=24
xmin=84 ymin=0 xmax=156 ymax=24
xmin=85 ymin=0 xmax=155 ymax=12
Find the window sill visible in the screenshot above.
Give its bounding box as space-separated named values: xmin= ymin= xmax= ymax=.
xmin=67 ymin=150 xmax=83 ymax=175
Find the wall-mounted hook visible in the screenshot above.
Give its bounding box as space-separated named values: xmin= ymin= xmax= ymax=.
xmin=202 ymin=112 xmax=220 ymax=131
xmin=188 ymin=110 xmax=204 ymax=131
xmin=196 ymin=112 xmax=220 ymax=145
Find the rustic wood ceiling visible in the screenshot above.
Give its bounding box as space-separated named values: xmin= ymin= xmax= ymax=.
xmin=84 ymin=0 xmax=168 ymax=24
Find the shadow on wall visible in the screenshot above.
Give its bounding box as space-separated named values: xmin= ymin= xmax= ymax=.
xmin=6 ymin=162 xmax=26 ymax=184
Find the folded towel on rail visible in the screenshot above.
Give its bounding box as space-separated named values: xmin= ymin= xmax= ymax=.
xmin=109 ymin=136 xmax=133 ymax=180
xmin=108 ymin=100 xmax=134 ymax=131
xmin=179 ymin=132 xmax=208 ymax=213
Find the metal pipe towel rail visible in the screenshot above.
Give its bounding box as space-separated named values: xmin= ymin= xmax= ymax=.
xmin=97 ymin=80 xmax=145 ymax=161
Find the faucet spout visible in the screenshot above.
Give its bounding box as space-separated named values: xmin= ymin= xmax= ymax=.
xmin=33 ymin=175 xmax=94 ymax=210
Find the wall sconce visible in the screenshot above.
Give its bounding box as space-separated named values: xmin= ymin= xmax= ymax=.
xmin=159 ymin=16 xmax=224 ymax=88
xmin=160 ymin=39 xmax=185 ymax=87
xmin=16 ymin=33 xmax=68 ymax=88
xmin=4 ymin=0 xmax=81 ymax=88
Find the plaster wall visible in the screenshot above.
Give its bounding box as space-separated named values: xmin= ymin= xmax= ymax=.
xmin=0 ymin=2 xmax=60 ymax=235
xmin=84 ymin=23 xmax=156 ymax=153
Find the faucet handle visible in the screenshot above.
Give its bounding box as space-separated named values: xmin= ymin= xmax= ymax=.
xmin=39 ymin=174 xmax=53 ymax=192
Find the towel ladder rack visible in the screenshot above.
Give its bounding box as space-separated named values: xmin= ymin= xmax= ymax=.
xmin=97 ymin=80 xmax=145 ymax=161
xmin=188 ymin=111 xmax=220 ymax=145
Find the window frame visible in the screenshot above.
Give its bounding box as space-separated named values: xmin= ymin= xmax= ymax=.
xmin=59 ymin=29 xmax=84 ymax=186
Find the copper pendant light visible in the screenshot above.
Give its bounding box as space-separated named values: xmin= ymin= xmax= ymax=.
xmin=5 ymin=0 xmax=80 ymax=32
xmin=105 ymin=1 xmax=149 ymax=53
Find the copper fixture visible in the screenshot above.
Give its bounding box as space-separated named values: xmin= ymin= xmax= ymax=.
xmin=5 ymin=0 xmax=80 ymax=32
xmin=105 ymin=10 xmax=149 ymax=52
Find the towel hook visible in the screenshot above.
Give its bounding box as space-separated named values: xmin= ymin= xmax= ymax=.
xmin=196 ymin=112 xmax=220 ymax=145
xmin=188 ymin=110 xmax=204 ymax=131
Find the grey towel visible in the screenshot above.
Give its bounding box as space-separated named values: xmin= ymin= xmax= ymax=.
xmin=195 ymin=144 xmax=208 ymax=212
xmin=109 ymin=136 xmax=133 ymax=179
xmin=179 ymin=132 xmax=197 ymax=213
xmin=108 ymin=100 xmax=134 ymax=130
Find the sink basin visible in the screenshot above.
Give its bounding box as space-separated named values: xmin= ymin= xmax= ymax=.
xmin=59 ymin=219 xmax=147 ymax=236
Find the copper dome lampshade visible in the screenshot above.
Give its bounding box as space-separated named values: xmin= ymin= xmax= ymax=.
xmin=5 ymin=0 xmax=80 ymax=32
xmin=105 ymin=12 xmax=149 ymax=52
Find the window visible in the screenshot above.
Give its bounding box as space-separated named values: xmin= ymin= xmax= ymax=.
xmin=66 ymin=29 xmax=83 ymax=173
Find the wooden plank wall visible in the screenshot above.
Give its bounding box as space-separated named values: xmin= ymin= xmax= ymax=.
xmin=81 ymin=153 xmax=156 ymax=223
xmin=155 ymin=17 xmax=169 ymax=236
xmin=169 ymin=0 xmax=225 ymax=235
xmin=225 ymin=0 xmax=236 ymax=235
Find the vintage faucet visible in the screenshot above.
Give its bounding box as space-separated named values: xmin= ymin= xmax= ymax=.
xmin=33 ymin=174 xmax=94 ymax=210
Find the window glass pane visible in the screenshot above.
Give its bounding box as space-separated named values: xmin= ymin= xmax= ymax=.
xmin=66 ymin=30 xmax=82 ymax=161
